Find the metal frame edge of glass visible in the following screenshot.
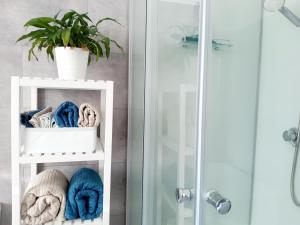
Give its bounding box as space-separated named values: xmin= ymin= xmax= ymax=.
xmin=194 ymin=0 xmax=210 ymax=225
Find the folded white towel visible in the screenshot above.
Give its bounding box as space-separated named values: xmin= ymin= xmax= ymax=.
xmin=38 ymin=112 xmax=57 ymax=128
xmin=29 ymin=106 xmax=54 ymax=128
xmin=21 ymin=169 xmax=68 ymax=225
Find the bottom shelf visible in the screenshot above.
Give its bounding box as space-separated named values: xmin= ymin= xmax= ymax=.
xmin=44 ymin=217 xmax=102 ymax=225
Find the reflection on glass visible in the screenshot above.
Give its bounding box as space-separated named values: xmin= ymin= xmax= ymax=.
xmin=143 ymin=1 xmax=199 ymax=225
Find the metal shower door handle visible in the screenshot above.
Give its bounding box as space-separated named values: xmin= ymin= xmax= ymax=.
xmin=283 ymin=127 xmax=298 ymax=146
xmin=205 ymin=189 xmax=231 ymax=215
xmin=176 ymin=188 xmax=193 ymax=203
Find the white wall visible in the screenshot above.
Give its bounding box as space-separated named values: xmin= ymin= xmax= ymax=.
xmin=251 ymin=1 xmax=300 ymax=225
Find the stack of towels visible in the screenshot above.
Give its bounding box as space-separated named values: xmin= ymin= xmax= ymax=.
xmin=21 ymin=168 xmax=103 ymax=225
xmin=20 ymin=101 xmax=100 ymax=128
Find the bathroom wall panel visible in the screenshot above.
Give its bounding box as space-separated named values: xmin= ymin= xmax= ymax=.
xmin=0 ymin=0 xmax=54 ymax=46
xmin=88 ymin=0 xmax=129 ymax=53
xmin=251 ymin=4 xmax=300 ymax=225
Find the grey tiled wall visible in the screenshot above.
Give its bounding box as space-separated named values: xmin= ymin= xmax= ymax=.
xmin=0 ymin=0 xmax=128 ymax=224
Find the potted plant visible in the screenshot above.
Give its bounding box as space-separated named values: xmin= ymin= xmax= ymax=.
xmin=17 ymin=10 xmax=122 ymax=80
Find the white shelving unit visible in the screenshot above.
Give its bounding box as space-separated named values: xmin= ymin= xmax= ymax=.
xmin=11 ymin=76 xmax=114 ymax=225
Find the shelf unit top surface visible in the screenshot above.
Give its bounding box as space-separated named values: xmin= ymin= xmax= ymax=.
xmin=13 ymin=76 xmax=113 ymax=90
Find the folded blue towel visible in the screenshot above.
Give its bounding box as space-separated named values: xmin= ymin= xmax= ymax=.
xmin=65 ymin=168 xmax=103 ymax=220
xmin=54 ymin=101 xmax=79 ymax=127
xmin=20 ymin=109 xmax=42 ymax=128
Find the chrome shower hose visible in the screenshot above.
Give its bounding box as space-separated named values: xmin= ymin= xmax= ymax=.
xmin=290 ymin=126 xmax=300 ymax=207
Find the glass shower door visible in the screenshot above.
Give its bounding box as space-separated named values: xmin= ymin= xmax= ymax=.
xmin=198 ymin=0 xmax=262 ymax=225
xmin=142 ymin=1 xmax=200 ymax=225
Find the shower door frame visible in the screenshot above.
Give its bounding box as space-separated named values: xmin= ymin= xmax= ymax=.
xmin=141 ymin=0 xmax=212 ymax=224
xmin=127 ymin=0 xmax=211 ymax=224
xmin=194 ymin=0 xmax=210 ymax=224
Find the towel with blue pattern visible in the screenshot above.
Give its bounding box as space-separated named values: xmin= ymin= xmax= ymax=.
xmin=20 ymin=109 xmax=42 ymax=128
xmin=54 ymin=101 xmax=79 ymax=127
xmin=65 ymin=168 xmax=103 ymax=220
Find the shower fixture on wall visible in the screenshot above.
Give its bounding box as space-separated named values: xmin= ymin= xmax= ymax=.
xmin=283 ymin=117 xmax=300 ymax=207
xmin=264 ymin=0 xmax=300 ymax=27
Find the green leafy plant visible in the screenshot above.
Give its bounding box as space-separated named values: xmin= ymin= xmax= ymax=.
xmin=17 ymin=10 xmax=123 ymax=64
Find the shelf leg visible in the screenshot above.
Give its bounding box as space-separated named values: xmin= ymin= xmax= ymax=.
xmin=102 ymin=82 xmax=114 ymax=225
xmin=30 ymin=87 xmax=38 ymax=180
xmin=11 ymin=77 xmax=21 ymax=225
xmin=11 ymin=163 xmax=21 ymax=225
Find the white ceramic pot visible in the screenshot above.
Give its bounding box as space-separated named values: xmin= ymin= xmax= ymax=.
xmin=55 ymin=47 xmax=89 ymax=80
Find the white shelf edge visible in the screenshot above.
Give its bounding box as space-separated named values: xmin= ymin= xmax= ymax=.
xmin=19 ymin=144 xmax=104 ymax=164
xmin=15 ymin=76 xmax=113 ymax=90
xmin=44 ymin=217 xmax=103 ymax=225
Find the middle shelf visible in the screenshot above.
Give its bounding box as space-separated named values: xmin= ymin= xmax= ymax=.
xmin=19 ymin=141 xmax=104 ymax=164
xmin=45 ymin=217 xmax=103 ymax=225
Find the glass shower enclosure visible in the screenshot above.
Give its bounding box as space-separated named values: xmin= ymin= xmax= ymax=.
xmin=127 ymin=0 xmax=300 ymax=224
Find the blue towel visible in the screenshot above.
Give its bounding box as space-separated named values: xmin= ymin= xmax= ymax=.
xmin=20 ymin=109 xmax=42 ymax=128
xmin=65 ymin=168 xmax=103 ymax=220
xmin=54 ymin=101 xmax=79 ymax=127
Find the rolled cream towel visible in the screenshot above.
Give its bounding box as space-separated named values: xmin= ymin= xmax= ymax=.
xmin=29 ymin=106 xmax=52 ymax=128
xmin=78 ymin=103 xmax=100 ymax=127
xmin=21 ymin=169 xmax=68 ymax=225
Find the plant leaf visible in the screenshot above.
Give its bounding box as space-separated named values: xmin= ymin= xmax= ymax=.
xmin=87 ymin=39 xmax=103 ymax=62
xmin=89 ymin=26 xmax=98 ymax=36
xmin=24 ymin=17 xmax=55 ymax=28
xmin=54 ymin=10 xmax=61 ymax=19
xmin=61 ymin=28 xmax=71 ymax=46
xmin=78 ymin=15 xmax=88 ymax=26
xmin=28 ymin=39 xmax=41 ymax=61
xmin=88 ymin=55 xmax=91 ymax=65
xmin=16 ymin=30 xmax=46 ymax=42
xmin=81 ymin=13 xmax=92 ymax=22
xmin=96 ymin=17 xmax=121 ymax=26
xmin=111 ymin=39 xmax=123 ymax=52
xmin=46 ymin=45 xmax=54 ymax=61
xmin=101 ymin=37 xmax=110 ymax=58
xmin=62 ymin=10 xmax=76 ymax=23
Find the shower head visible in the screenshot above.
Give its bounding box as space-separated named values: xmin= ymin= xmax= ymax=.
xmin=264 ymin=0 xmax=300 ymax=27
xmin=264 ymin=0 xmax=285 ymax=12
